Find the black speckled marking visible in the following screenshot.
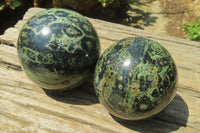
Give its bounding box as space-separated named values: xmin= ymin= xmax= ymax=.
xmin=94 ymin=37 xmax=177 ymax=120
xmin=17 ymin=8 xmax=100 ymax=90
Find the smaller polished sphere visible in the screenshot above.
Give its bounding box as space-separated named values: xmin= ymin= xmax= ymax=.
xmin=94 ymin=37 xmax=177 ymax=120
xmin=17 ymin=8 xmax=100 ymax=90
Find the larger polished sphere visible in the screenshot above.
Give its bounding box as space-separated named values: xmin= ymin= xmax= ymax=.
xmin=17 ymin=8 xmax=100 ymax=90
xmin=94 ymin=37 xmax=177 ymax=120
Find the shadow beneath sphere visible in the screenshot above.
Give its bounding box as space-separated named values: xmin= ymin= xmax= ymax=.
xmin=112 ymin=94 xmax=189 ymax=133
xmin=43 ymin=80 xmax=99 ymax=105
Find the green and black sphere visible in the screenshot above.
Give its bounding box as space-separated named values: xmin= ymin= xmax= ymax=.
xmin=94 ymin=37 xmax=177 ymax=120
xmin=17 ymin=8 xmax=100 ymax=90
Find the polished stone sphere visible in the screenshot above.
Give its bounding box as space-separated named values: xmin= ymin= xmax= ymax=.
xmin=94 ymin=37 xmax=177 ymax=120
xmin=17 ymin=8 xmax=100 ymax=90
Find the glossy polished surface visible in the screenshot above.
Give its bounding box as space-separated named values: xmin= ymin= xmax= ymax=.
xmin=94 ymin=37 xmax=177 ymax=120
xmin=17 ymin=8 xmax=100 ymax=90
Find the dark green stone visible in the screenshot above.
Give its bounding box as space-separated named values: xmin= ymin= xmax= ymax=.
xmin=94 ymin=37 xmax=177 ymax=120
xmin=17 ymin=8 xmax=100 ymax=90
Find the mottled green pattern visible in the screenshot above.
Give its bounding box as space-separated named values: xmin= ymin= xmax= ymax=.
xmin=94 ymin=37 xmax=177 ymax=120
xmin=98 ymin=0 xmax=114 ymax=6
xmin=17 ymin=8 xmax=100 ymax=90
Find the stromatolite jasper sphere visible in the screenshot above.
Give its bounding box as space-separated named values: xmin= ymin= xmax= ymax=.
xmin=94 ymin=37 xmax=177 ymax=120
xmin=17 ymin=8 xmax=100 ymax=90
